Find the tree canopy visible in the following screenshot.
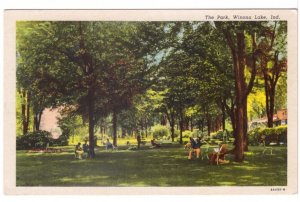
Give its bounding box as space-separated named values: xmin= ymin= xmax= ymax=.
xmin=16 ymin=21 xmax=287 ymax=161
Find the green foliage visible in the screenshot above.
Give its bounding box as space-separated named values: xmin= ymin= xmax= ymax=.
xmin=182 ymin=130 xmax=193 ymax=138
xmin=50 ymin=135 xmax=69 ymax=146
xmin=248 ymin=128 xmax=262 ymax=146
xmin=173 ymin=129 xmax=180 ymax=138
xmin=16 ymin=130 xmax=51 ymax=150
xmin=211 ymin=130 xmax=224 ymax=140
xmin=248 ymin=126 xmax=287 ymax=146
xmin=247 ymin=89 xmax=266 ymax=120
xmin=58 ymin=115 xmax=89 ymax=145
xmin=151 ymin=124 xmax=170 ymax=139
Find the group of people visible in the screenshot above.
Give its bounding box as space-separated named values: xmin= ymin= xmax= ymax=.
xmin=185 ymin=137 xmax=202 ymax=160
xmin=185 ymin=136 xmax=230 ymax=164
xmin=136 ymin=134 xmax=161 ymax=149
xmin=75 ymin=135 xmax=229 ymax=164
xmin=75 ymin=138 xmax=118 ymax=159
xmin=74 ymin=140 xmax=90 ymax=160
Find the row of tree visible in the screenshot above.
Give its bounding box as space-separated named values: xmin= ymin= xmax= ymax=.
xmin=17 ymin=21 xmax=287 ymax=162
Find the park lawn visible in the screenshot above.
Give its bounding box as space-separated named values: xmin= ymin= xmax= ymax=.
xmin=16 ymin=144 xmax=287 ymax=186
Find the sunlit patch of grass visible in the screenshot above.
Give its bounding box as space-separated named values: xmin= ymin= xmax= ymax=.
xmin=217 ymin=181 xmax=236 ymax=186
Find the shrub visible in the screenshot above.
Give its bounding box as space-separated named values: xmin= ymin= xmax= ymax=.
xmin=182 ymin=130 xmax=193 ymax=138
xmin=212 ymin=131 xmax=223 ymax=140
xmin=248 ymin=125 xmax=287 ymax=146
xmin=192 ymin=129 xmax=201 ymax=137
xmin=173 ymin=129 xmax=180 ymax=138
xmin=16 ymin=130 xmax=51 ymax=150
xmin=151 ymin=124 xmax=170 ymax=139
xmin=248 ymin=128 xmax=262 ymax=146
xmin=49 ymin=135 xmax=69 ymax=146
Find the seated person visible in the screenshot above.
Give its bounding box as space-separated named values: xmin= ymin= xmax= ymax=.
xmin=82 ymin=140 xmax=90 ymax=158
xmin=151 ymin=139 xmax=161 ymax=148
xmin=208 ymin=143 xmax=229 ymax=165
xmin=187 ymin=137 xmax=201 ymax=160
xmin=75 ymin=142 xmax=84 ymax=159
xmin=126 ymin=140 xmax=130 ymax=146
xmin=105 ymin=138 xmax=116 ymax=150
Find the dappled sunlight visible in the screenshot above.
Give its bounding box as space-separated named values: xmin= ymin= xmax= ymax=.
xmin=16 ymin=145 xmax=287 ymax=186
xmin=216 ymin=181 xmax=236 ymax=186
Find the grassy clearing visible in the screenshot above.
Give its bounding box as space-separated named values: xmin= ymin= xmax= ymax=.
xmin=16 ymin=144 xmax=287 ymax=186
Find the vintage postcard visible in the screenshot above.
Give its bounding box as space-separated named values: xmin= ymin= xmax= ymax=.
xmin=3 ymin=9 xmax=297 ymax=194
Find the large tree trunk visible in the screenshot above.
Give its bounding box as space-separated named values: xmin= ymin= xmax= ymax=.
xmin=112 ymin=110 xmax=118 ymax=146
xmin=232 ymin=32 xmax=250 ymax=161
xmin=219 ymin=27 xmax=257 ymax=162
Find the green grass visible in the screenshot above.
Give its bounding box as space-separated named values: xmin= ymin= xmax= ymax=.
xmin=16 ymin=144 xmax=287 ymax=186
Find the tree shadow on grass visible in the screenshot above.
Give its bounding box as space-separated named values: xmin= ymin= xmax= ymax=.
xmin=16 ymin=145 xmax=287 ymax=186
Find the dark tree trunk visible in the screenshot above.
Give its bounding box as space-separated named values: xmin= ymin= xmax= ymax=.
xmin=21 ymin=90 xmax=30 ymax=135
xmin=179 ymin=111 xmax=184 ymax=144
xmin=261 ymin=24 xmax=283 ymax=129
xmin=26 ymin=92 xmax=31 ymax=131
xmin=87 ymin=89 xmax=95 ymax=158
xmin=161 ymin=114 xmax=167 ymax=126
xmin=263 ymin=55 xmax=279 ymax=129
xmin=179 ymin=120 xmax=183 ymax=144
xmin=221 ymin=102 xmax=226 ymax=131
xmin=268 ymin=88 xmax=275 ymax=128
xmin=217 ymin=26 xmax=258 ymax=162
xmin=21 ymin=91 xmax=27 ymax=135
xmin=232 ymin=32 xmax=253 ymax=161
xmin=207 ymin=117 xmax=211 ymax=136
xmin=112 ymin=110 xmax=117 ymax=146
xmin=170 ymin=113 xmax=175 ymax=142
xmin=34 ymin=110 xmax=43 ymax=131
xmin=121 ymin=128 xmax=126 ymax=138
xmin=145 ymin=123 xmax=148 ymax=138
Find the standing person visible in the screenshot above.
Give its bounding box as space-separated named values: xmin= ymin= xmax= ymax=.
xmin=188 ymin=137 xmax=201 ymax=160
xmin=105 ymin=138 xmax=113 ymax=150
xmin=82 ymin=140 xmax=90 ymax=158
xmin=136 ymin=134 xmax=141 ymax=149
xmin=75 ymin=142 xmax=84 ymax=160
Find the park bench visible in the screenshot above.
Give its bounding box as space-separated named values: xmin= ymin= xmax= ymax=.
xmin=262 ymin=140 xmax=273 ymax=155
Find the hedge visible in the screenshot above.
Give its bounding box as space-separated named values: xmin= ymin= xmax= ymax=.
xmin=248 ymin=125 xmax=287 ymax=146
xmin=17 ymin=130 xmax=68 ymax=150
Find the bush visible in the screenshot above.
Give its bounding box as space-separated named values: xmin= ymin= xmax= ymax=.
xmin=248 ymin=128 xmax=262 ymax=146
xmin=49 ymin=135 xmax=69 ymax=146
xmin=173 ymin=129 xmax=180 ymax=138
xmin=212 ymin=131 xmax=223 ymax=140
xmin=151 ymin=124 xmax=170 ymax=139
xmin=192 ymin=129 xmax=201 ymax=137
xmin=248 ymin=125 xmax=287 ymax=146
xmin=182 ymin=130 xmax=193 ymax=138
xmin=17 ymin=130 xmax=51 ymax=150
